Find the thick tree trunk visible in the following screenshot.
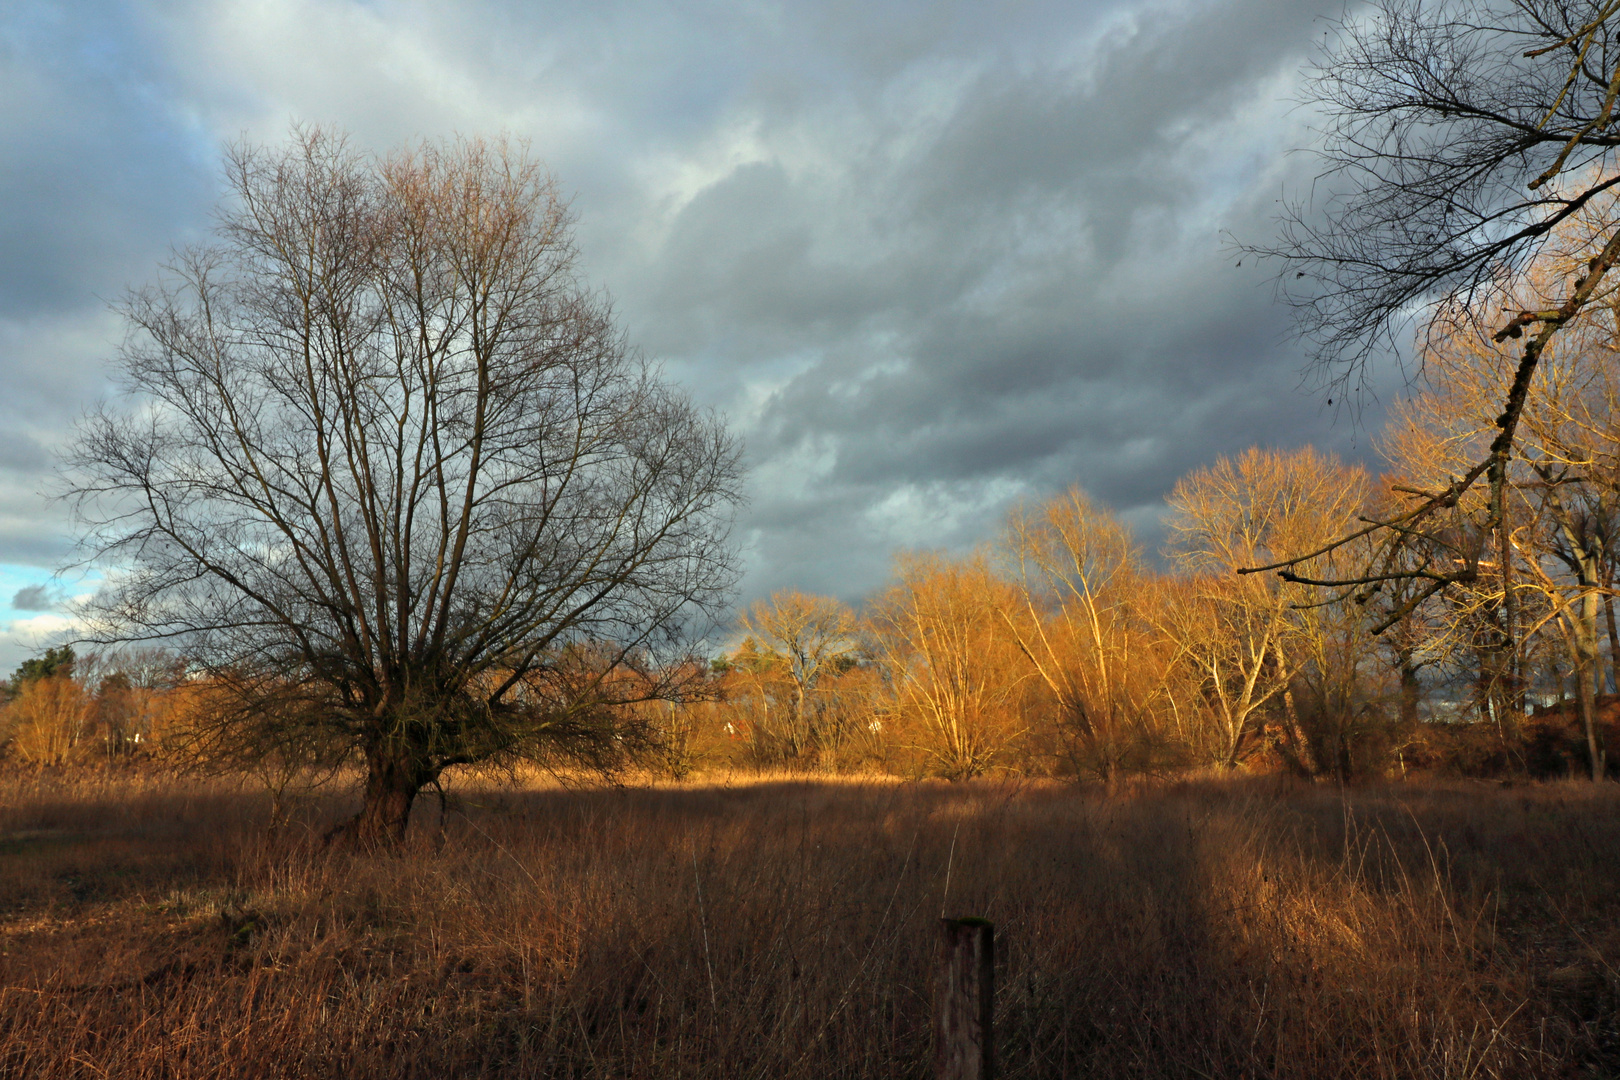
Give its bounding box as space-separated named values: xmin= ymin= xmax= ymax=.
xmin=1398 ymin=650 xmax=1421 ymax=727
xmin=329 ymin=743 xmax=433 ymax=848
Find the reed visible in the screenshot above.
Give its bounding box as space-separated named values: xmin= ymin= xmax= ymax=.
xmin=1 ymin=771 xmax=1615 ymax=1078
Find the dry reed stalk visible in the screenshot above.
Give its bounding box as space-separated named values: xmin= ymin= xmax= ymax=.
xmin=0 ymin=771 xmax=1615 ymax=1077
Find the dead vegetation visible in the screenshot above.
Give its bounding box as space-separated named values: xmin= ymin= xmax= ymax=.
xmin=0 ymin=770 xmax=1617 ymax=1078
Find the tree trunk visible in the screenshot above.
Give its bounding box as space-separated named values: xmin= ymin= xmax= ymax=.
xmin=1604 ymin=590 xmax=1620 ymax=698
xmin=330 ymin=743 xmax=432 ymax=847
xmin=1577 ymin=590 xmax=1605 ymax=782
xmin=1281 ymin=685 xmax=1317 ymax=777
xmin=1477 ymin=588 xmax=1517 ymax=742
xmin=791 ymin=679 xmax=808 ymax=759
xmin=1578 ymin=663 xmax=1603 ymax=782
xmin=1499 ymin=513 xmax=1521 ymax=714
xmin=1221 ymin=711 xmax=1249 ymax=770
xmin=1398 ymin=650 xmax=1421 ymax=727
xmin=1545 ymin=493 xmax=1606 ymax=780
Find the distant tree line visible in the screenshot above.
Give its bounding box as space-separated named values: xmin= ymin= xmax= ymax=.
xmin=687 ymin=458 xmax=1611 ymax=783
xmin=32 ymin=41 xmax=1620 ymax=846
xmin=20 ymin=175 xmax=1620 ymax=789
xmin=0 ymin=646 xmax=195 ymax=766
xmin=26 ymin=327 xmax=1620 ymax=786
xmin=690 ymin=178 xmax=1620 ymax=782
xmin=15 ymin=357 xmax=1618 ymax=785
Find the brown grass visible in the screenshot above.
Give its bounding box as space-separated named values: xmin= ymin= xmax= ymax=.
xmin=1 ymin=770 xmax=1618 ymax=1078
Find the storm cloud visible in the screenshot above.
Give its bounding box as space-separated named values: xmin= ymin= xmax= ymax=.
xmin=10 ymin=585 xmax=52 ymax=613
xmin=0 ymin=0 xmax=1396 ymax=667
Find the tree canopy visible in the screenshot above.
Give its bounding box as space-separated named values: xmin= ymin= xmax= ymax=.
xmin=68 ymin=129 xmax=744 ymax=843
xmin=1248 ymin=1 xmax=1620 ymax=622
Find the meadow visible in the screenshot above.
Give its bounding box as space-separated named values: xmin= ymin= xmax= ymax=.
xmin=1 ymin=770 xmax=1617 ymax=1079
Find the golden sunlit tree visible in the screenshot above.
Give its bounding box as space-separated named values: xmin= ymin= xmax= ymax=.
xmin=715 ymin=636 xmax=792 ymax=766
xmin=1382 ymin=252 xmax=1620 ymax=778
xmin=998 ymin=488 xmax=1175 ymax=778
xmin=866 ymin=553 xmax=1030 ymax=779
xmin=738 ymin=591 xmax=860 ymax=762
xmin=1165 ymin=447 xmax=1369 ymax=769
xmin=4 ymin=675 xmax=93 ymax=766
xmin=1284 ymin=541 xmax=1393 ymax=780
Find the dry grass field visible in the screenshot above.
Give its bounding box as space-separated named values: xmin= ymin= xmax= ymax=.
xmin=1 ymin=771 xmax=1618 ymax=1079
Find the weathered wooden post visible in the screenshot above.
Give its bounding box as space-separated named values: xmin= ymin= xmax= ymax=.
xmin=935 ymin=916 xmax=994 ymax=1080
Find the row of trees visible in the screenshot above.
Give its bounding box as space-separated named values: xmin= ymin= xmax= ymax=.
xmin=16 ymin=303 xmax=1620 ymax=784
xmin=45 ymin=0 xmax=1620 ymax=842
xmin=699 ymin=391 xmax=1619 ymax=783
xmin=712 ymin=230 xmax=1620 ymax=778
xmin=0 ymin=647 xmax=192 ymax=766
xmin=694 ymin=451 xmax=1406 ymax=781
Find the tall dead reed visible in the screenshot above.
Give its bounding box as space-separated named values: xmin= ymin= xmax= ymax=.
xmin=1 ymin=772 xmax=1616 ymax=1077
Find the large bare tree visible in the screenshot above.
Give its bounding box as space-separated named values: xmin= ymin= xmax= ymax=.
xmin=1249 ymin=0 xmax=1620 ymax=628
xmin=68 ymin=129 xmax=743 ymax=844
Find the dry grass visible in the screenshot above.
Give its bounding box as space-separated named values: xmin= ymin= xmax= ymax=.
xmin=1 ymin=770 xmax=1618 ymax=1078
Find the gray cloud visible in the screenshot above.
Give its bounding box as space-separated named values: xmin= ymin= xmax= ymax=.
xmin=595 ymin=0 xmax=1378 ymax=598
xmin=0 ymin=0 xmax=1392 ymax=668
xmin=0 ymin=5 xmax=213 ymax=320
xmin=10 ymin=585 xmax=53 ymax=612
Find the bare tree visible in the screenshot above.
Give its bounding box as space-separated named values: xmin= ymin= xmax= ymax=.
xmin=3 ymin=674 xmax=92 ymax=766
xmin=1381 ymin=283 xmax=1620 ymax=775
xmin=1165 ymin=448 xmax=1370 ymax=768
xmin=866 ymin=553 xmax=1030 ymax=779
xmin=738 ymin=590 xmax=859 ymax=760
xmin=67 ymin=129 xmax=743 ymax=845
xmin=1248 ymin=0 xmax=1620 ymax=622
xmin=998 ymin=488 xmax=1173 ymax=779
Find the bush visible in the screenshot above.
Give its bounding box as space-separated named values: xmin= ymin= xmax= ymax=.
xmin=3 ymin=676 xmax=92 ymax=765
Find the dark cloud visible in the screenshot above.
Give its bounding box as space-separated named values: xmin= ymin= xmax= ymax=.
xmin=598 ymin=0 xmax=1375 ymax=601
xmin=0 ymin=4 xmax=213 ymax=319
xmin=0 ymin=0 xmax=1394 ymax=667
xmin=10 ymin=584 xmax=53 ymax=612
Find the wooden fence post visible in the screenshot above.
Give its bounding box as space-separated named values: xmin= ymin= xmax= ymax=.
xmin=935 ymin=916 xmax=994 ymax=1080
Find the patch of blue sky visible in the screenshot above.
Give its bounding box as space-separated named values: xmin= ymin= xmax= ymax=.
xmin=0 ymin=562 xmax=106 ymax=672
xmin=0 ymin=563 xmax=59 ymax=616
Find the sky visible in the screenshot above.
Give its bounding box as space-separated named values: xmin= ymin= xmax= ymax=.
xmin=0 ymin=0 xmax=1405 ymax=672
